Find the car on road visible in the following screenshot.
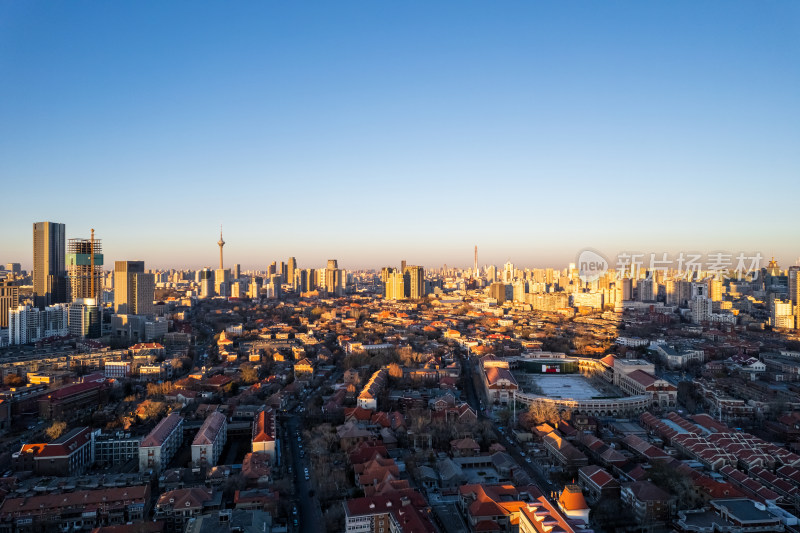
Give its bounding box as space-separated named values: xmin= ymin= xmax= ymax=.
xmin=525 ymin=457 xmax=532 ymax=463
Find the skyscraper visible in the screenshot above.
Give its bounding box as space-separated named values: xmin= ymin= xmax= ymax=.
xmin=403 ymin=265 xmax=425 ymax=299
xmin=789 ymin=266 xmax=800 ymax=306
xmin=199 ymin=268 xmax=214 ymax=299
xmin=215 ymin=269 xmax=231 ymax=297
xmin=287 ymin=257 xmax=297 ymax=289
xmin=503 ymin=262 xmax=515 ymax=284
xmin=385 ymin=269 xmax=404 ymax=300
xmin=325 ymin=260 xmax=342 ymax=296
xmin=33 ymin=221 xmax=67 ymax=308
xmin=66 ymin=234 xmax=103 ymax=304
xmin=114 ymin=261 xmax=154 ymax=315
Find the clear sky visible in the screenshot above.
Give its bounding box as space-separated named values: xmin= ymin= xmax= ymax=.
xmin=1 ymin=1 xmax=798 ymax=271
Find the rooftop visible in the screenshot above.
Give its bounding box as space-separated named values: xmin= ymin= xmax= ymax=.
xmin=141 ymin=413 xmax=183 ymax=448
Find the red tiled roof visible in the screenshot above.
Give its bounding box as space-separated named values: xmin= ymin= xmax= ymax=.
xmin=192 ymin=411 xmax=226 ymax=446
xmin=36 ymin=427 xmax=92 ymax=458
xmin=141 ymin=413 xmax=183 ymax=448
xmin=252 ymin=409 xmax=276 ymax=443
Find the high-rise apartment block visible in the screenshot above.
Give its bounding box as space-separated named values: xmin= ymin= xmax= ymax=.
xmin=0 ymin=280 xmax=19 ymax=329
xmin=8 ymin=303 xmax=69 ymax=345
xmin=404 ymin=265 xmax=425 ymax=299
xmin=383 ymin=265 xmax=425 ymax=300
xmin=384 ymin=269 xmax=404 ymax=300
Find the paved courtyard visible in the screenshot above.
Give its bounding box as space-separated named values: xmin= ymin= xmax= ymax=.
xmin=525 ymin=374 xmax=606 ymax=400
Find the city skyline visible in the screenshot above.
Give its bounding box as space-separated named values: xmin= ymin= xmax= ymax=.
xmin=4 ymin=221 xmax=800 ymax=273
xmin=1 ymin=2 xmax=798 ymax=269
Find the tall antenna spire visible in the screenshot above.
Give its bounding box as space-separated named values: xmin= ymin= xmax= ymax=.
xmin=217 ymin=225 xmax=225 ymax=270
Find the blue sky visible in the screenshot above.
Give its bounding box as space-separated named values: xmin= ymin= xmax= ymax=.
xmin=1 ymin=1 xmax=798 ymax=271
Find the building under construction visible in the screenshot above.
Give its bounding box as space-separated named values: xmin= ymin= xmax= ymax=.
xmin=66 ymin=231 xmax=103 ymax=304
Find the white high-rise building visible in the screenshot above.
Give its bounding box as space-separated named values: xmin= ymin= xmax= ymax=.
xmin=43 ymin=304 xmax=69 ymax=338
xmin=503 ymin=262 xmax=515 ymax=284
xmin=691 ymin=296 xmax=712 ymax=324
xmin=9 ymin=305 xmax=40 ymax=345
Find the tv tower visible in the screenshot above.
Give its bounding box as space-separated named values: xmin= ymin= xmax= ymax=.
xmin=217 ymin=225 xmax=225 ymax=270
xmin=474 ymin=245 xmax=478 ymax=276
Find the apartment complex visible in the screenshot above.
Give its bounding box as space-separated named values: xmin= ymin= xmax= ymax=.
xmin=139 ymin=412 xmax=184 ymax=473
xmin=192 ymin=411 xmax=227 ymax=468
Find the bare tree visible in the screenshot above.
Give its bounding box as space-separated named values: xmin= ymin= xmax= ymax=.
xmin=45 ymin=421 xmax=67 ymax=441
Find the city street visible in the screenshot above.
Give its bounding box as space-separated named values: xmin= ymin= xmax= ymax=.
xmin=286 ymin=412 xmax=324 ymax=532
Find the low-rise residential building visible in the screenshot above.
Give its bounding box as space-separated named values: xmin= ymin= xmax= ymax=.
xmin=251 ymin=408 xmax=276 ymax=464
xmin=154 ymin=487 xmax=220 ymax=533
xmin=293 ymin=357 xmax=314 ymax=381
xmin=140 ymin=412 xmax=184 ymax=473
xmin=622 ymin=480 xmax=674 ymax=524
xmin=192 ymin=411 xmax=227 ymax=468
xmin=357 ymin=368 xmax=388 ymax=410
xmin=578 ymin=465 xmax=621 ymax=503
xmin=0 ymin=485 xmax=150 ymax=532
xmin=344 ymin=491 xmax=435 ymax=533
